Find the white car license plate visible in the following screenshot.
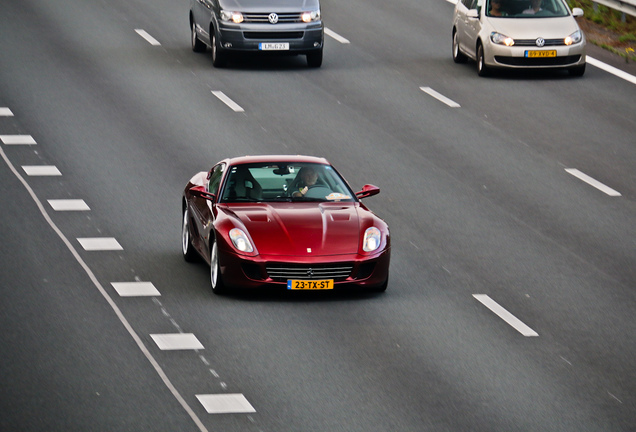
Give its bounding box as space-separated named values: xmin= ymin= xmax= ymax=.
xmin=259 ymin=42 xmax=290 ymax=51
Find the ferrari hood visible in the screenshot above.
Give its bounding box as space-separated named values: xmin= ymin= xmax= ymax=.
xmin=488 ymin=16 xmax=580 ymax=39
xmin=227 ymin=203 xmax=361 ymax=256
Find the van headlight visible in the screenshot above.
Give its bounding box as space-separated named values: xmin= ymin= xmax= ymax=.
xmin=220 ymin=10 xmax=244 ymax=23
xmin=301 ymin=10 xmax=321 ymax=22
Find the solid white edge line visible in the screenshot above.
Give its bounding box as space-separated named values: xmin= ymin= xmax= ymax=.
xmin=324 ymin=28 xmax=350 ymax=44
xmin=565 ymin=168 xmax=621 ymax=196
xmin=588 ymin=56 xmax=636 ymax=85
xmin=473 ymin=294 xmax=539 ymax=337
xmin=211 ymin=91 xmax=245 ymax=112
xmin=420 ymin=87 xmax=461 ymax=108
xmin=0 ymin=145 xmax=209 ymax=432
xmin=135 ymin=29 xmax=161 ymax=46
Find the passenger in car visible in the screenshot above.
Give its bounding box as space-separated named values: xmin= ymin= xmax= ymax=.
xmin=488 ymin=0 xmax=508 ymax=16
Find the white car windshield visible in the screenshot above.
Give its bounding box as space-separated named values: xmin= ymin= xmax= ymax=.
xmin=486 ymin=0 xmax=570 ymax=17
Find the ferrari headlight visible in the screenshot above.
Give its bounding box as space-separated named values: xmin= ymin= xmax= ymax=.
xmin=301 ymin=10 xmax=321 ymax=22
xmin=363 ymin=227 xmax=381 ymax=252
xmin=490 ymin=32 xmax=514 ymax=46
xmin=564 ymin=30 xmax=582 ymax=45
xmin=220 ymin=10 xmax=244 ymax=23
xmin=229 ymin=228 xmax=253 ymax=252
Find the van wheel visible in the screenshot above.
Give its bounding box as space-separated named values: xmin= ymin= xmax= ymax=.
xmin=307 ymin=48 xmax=323 ymax=68
xmin=212 ymin=32 xmax=228 ymax=68
xmin=191 ymin=21 xmax=206 ymax=53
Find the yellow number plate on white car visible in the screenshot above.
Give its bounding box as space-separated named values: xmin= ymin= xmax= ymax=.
xmin=259 ymin=42 xmax=290 ymax=51
xmin=525 ymin=50 xmax=557 ymax=58
xmin=287 ymin=279 xmax=334 ymax=290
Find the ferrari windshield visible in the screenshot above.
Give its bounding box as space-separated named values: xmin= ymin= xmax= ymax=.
xmin=485 ymin=0 xmax=570 ymax=17
xmin=219 ymin=162 xmax=356 ymax=203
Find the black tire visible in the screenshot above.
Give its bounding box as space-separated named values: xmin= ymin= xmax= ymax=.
xmin=210 ymin=240 xmax=227 ymax=294
xmin=191 ymin=21 xmax=206 ymax=53
xmin=307 ymin=48 xmax=323 ymax=68
xmin=211 ymin=31 xmax=228 ymax=68
xmin=568 ymin=63 xmax=586 ymax=77
xmin=182 ymin=207 xmax=199 ymax=262
xmin=476 ymin=43 xmax=490 ymax=77
xmin=452 ymin=30 xmax=467 ymax=63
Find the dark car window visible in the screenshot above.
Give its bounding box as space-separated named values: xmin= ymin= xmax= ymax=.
xmin=207 ymin=163 xmax=225 ymax=195
xmin=220 ymin=162 xmax=356 ymax=203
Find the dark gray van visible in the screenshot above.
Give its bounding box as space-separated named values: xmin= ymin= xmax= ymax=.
xmin=190 ymin=0 xmax=324 ymax=67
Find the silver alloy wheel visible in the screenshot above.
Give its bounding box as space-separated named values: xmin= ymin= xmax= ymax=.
xmin=210 ymin=241 xmax=219 ymax=289
xmin=452 ymin=31 xmax=466 ymax=63
xmin=182 ymin=210 xmax=190 ymax=255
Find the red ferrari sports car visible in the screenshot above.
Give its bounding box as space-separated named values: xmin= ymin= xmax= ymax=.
xmin=181 ymin=155 xmax=390 ymax=294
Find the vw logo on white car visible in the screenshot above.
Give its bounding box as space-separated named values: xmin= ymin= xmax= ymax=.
xmin=535 ymin=37 xmax=546 ymax=47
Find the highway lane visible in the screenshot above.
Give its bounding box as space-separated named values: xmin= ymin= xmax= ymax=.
xmin=1 ymin=0 xmax=635 ymax=430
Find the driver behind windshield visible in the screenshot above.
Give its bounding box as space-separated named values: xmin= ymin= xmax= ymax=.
xmin=292 ymin=166 xmax=319 ymax=197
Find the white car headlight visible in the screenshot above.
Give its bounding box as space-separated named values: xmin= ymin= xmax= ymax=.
xmin=229 ymin=228 xmax=253 ymax=252
xmin=301 ymin=10 xmax=321 ymax=23
xmin=564 ymin=30 xmax=582 ymax=45
xmin=490 ymin=32 xmax=514 ymax=46
xmin=363 ymin=227 xmax=381 ymax=252
xmin=220 ymin=10 xmax=244 ymax=23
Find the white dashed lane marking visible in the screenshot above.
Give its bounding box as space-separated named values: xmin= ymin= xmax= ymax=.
xmin=420 ymin=87 xmax=461 ymax=108
xmin=473 ymin=294 xmax=539 ymax=337
xmin=77 ymin=237 xmax=123 ymax=251
xmin=0 ymin=107 xmax=14 ymax=116
xmin=196 ymin=394 xmax=256 ymax=414
xmin=1 ymin=134 xmax=36 ymax=145
xmin=22 ymin=165 xmax=62 ymax=176
xmin=135 ymin=29 xmax=161 ymax=46
xmin=325 ymin=28 xmax=350 ymax=44
xmin=211 ymin=91 xmax=245 ymax=112
xmin=565 ymin=168 xmax=621 ymax=197
xmin=151 ymin=333 xmax=204 ymax=350
xmin=112 ymin=281 xmax=160 ymax=297
xmin=48 ymin=199 xmax=90 ymax=211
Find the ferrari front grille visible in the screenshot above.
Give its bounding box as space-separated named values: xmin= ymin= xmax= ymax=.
xmin=266 ymin=263 xmax=353 ymax=282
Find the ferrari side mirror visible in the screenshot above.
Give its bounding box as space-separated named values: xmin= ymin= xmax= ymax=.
xmin=189 ymin=185 xmax=216 ymax=201
xmin=355 ymin=184 xmax=380 ymax=199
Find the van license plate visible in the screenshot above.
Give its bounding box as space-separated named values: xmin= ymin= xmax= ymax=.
xmin=259 ymin=43 xmax=290 ymax=51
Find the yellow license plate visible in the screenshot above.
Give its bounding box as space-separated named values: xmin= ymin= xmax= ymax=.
xmin=525 ymin=50 xmax=557 ymax=58
xmin=287 ymin=279 xmax=334 ymax=290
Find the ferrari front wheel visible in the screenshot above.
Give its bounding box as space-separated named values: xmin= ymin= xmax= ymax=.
xmin=210 ymin=240 xmax=226 ymax=294
xmin=182 ymin=208 xmax=198 ymax=262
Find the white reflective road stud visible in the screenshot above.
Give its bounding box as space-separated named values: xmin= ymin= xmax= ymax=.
xmin=77 ymin=237 xmax=123 ymax=251
xmin=151 ymin=333 xmax=204 ymax=350
xmin=196 ymin=394 xmax=256 ymax=414
xmin=22 ymin=165 xmax=61 ymax=176
xmin=1 ymin=135 xmax=35 ymax=145
xmin=48 ymin=199 xmax=90 ymax=211
xmin=111 ymin=281 xmax=160 ymax=297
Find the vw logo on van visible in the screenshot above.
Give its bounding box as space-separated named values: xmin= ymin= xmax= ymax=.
xmin=268 ymin=13 xmax=279 ymax=24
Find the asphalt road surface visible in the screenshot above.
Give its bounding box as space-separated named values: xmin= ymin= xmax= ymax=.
xmin=1 ymin=0 xmax=635 ymax=430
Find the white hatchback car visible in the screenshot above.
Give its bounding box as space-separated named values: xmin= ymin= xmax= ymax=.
xmin=452 ymin=0 xmax=586 ymax=76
